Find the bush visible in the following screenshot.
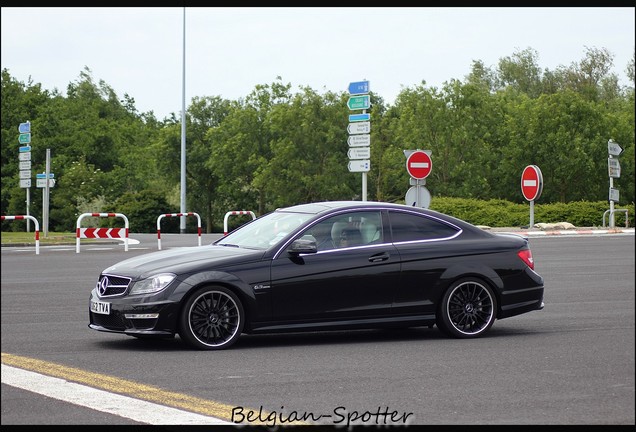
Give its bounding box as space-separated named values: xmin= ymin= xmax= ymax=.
xmin=112 ymin=190 xmax=180 ymax=233
xmin=430 ymin=198 xmax=633 ymax=228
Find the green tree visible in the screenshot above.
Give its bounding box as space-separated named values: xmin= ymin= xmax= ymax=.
xmin=260 ymin=87 xmax=359 ymax=207
xmin=113 ymin=189 xmax=176 ymax=233
xmin=496 ymin=47 xmax=543 ymax=98
xmin=1 ymin=69 xmax=51 ymax=226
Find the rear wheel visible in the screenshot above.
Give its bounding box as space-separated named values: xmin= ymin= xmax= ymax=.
xmin=437 ymin=278 xmax=497 ymax=338
xmin=179 ymin=285 xmax=244 ymax=350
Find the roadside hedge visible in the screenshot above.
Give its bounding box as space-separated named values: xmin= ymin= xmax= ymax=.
xmin=429 ymin=198 xmax=634 ymax=229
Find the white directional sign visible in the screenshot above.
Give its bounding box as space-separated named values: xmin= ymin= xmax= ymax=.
xmin=20 ymin=179 xmax=31 ymax=188
xmin=348 ymin=134 xmax=371 ymax=147
xmin=19 ymin=170 xmax=31 ymax=179
xmin=608 ymin=139 xmax=623 ymax=156
xmin=19 ymin=152 xmax=31 ymax=161
xmin=347 ymin=121 xmax=370 ymax=135
xmin=609 ymin=187 xmax=620 ymax=202
xmin=608 ymin=158 xmax=621 ymax=178
xmin=37 ymin=178 xmax=56 ymax=188
xmin=348 ymin=147 xmax=370 ymax=160
xmin=19 ymin=161 xmax=31 ymax=170
xmin=348 ymin=159 xmax=370 ymax=172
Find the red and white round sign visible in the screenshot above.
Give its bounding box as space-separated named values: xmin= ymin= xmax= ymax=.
xmin=406 ymin=150 xmax=432 ymax=180
xmin=521 ymin=165 xmax=543 ymax=201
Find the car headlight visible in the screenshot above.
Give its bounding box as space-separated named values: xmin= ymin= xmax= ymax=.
xmin=129 ymin=273 xmax=176 ymax=295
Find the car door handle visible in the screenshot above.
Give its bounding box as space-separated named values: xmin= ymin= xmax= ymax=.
xmin=369 ymin=252 xmax=390 ymax=262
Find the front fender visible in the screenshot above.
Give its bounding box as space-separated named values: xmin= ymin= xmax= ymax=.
xmin=170 ymin=270 xmax=259 ymax=314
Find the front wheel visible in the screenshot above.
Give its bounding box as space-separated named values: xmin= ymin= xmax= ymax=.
xmin=437 ymin=278 xmax=497 ymax=338
xmin=179 ymin=285 xmax=244 ymax=350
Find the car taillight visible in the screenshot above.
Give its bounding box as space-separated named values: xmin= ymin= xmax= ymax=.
xmin=517 ymin=249 xmax=535 ymax=270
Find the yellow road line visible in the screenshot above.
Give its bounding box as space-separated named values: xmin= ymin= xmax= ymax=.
xmin=1 ymin=352 xmax=307 ymax=425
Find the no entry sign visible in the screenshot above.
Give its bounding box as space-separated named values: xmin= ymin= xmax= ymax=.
xmin=406 ymin=150 xmax=432 ymax=180
xmin=521 ymin=165 xmax=543 ymax=201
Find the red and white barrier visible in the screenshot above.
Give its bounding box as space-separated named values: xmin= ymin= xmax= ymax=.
xmin=223 ymin=210 xmax=256 ymax=235
xmin=76 ymin=212 xmax=129 ymax=253
xmin=1 ymin=215 xmax=40 ymax=255
xmin=156 ymin=212 xmax=202 ymax=250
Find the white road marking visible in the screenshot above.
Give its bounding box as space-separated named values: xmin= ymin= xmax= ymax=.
xmin=1 ymin=364 xmax=232 ymax=425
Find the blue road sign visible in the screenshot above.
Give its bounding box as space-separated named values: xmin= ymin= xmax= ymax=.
xmin=19 ymin=145 xmax=32 ymax=153
xmin=18 ymin=122 xmax=31 ymax=134
xmin=36 ymin=173 xmax=55 ymax=179
xmin=349 ymin=113 xmax=371 ymax=122
xmin=348 ymin=80 xmax=370 ymax=95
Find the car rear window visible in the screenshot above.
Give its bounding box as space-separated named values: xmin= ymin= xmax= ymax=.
xmin=389 ymin=211 xmax=459 ymax=242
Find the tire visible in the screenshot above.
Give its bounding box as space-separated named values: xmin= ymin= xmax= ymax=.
xmin=437 ymin=278 xmax=497 ymax=338
xmin=179 ymin=285 xmax=244 ymax=350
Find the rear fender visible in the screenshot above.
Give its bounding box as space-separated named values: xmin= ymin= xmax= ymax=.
xmin=438 ymin=263 xmax=504 ymax=299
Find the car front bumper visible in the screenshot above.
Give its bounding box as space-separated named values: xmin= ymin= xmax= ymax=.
xmin=88 ymin=289 xmax=180 ymax=337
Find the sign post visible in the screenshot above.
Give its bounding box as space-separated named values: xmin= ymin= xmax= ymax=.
xmin=18 ymin=122 xmax=32 ymax=231
xmin=521 ymin=165 xmax=543 ymax=228
xmin=347 ymin=79 xmax=370 ymax=200
xmin=607 ymin=139 xmax=623 ymax=228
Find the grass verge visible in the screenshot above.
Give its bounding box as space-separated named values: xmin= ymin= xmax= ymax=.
xmin=1 ymin=231 xmax=77 ymax=245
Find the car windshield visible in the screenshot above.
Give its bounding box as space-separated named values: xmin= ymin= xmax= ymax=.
xmin=215 ymin=210 xmax=314 ymax=249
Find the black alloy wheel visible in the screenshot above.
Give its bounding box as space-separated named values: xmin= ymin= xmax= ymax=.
xmin=179 ymin=285 xmax=244 ymax=350
xmin=437 ymin=278 xmax=497 ymax=338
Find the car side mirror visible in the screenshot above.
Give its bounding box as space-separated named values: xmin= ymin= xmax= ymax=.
xmin=289 ymin=238 xmax=317 ymax=255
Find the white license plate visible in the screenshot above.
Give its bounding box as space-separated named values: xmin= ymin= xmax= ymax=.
xmin=91 ymin=299 xmax=111 ymax=315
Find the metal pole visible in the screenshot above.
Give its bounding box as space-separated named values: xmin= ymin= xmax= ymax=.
xmin=180 ymin=7 xmax=187 ymax=233
xmin=362 ymin=173 xmax=367 ymax=201
xmin=361 ymin=107 xmax=368 ymax=201
xmin=529 ymin=200 xmax=535 ymax=228
xmin=24 ymin=120 xmax=31 ymax=232
xmin=415 ymin=181 xmax=421 ymax=208
xmin=43 ymin=149 xmax=51 ymax=237
xmin=26 ymin=188 xmax=30 ymax=232
xmin=609 ymin=163 xmax=615 ymax=229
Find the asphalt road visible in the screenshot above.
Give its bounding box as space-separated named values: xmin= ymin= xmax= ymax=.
xmin=1 ymin=234 xmax=634 ymax=426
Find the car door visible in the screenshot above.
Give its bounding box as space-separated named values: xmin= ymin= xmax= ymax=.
xmin=269 ymin=211 xmax=401 ymax=323
xmin=388 ymin=210 xmax=462 ymax=318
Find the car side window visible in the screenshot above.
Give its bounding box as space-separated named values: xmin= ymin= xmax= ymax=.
xmin=303 ymin=211 xmax=383 ymax=251
xmin=389 ymin=211 xmax=458 ymax=242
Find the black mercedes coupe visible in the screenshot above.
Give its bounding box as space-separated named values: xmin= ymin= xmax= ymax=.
xmin=89 ymin=201 xmax=544 ymax=350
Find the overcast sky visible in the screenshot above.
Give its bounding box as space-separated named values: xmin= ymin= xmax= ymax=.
xmin=2 ymin=7 xmax=634 ymax=120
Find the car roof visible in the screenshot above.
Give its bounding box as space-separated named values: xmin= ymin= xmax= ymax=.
xmin=276 ymin=200 xmax=489 ymax=236
xmin=277 ymin=200 xmax=406 ymax=214
xmin=277 ymin=200 xmax=445 ymax=218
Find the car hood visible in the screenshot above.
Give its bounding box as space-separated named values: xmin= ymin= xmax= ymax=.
xmin=102 ymin=245 xmax=265 ymax=278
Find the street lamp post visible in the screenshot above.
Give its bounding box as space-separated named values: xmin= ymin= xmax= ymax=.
xmin=180 ymin=7 xmax=187 ymax=233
